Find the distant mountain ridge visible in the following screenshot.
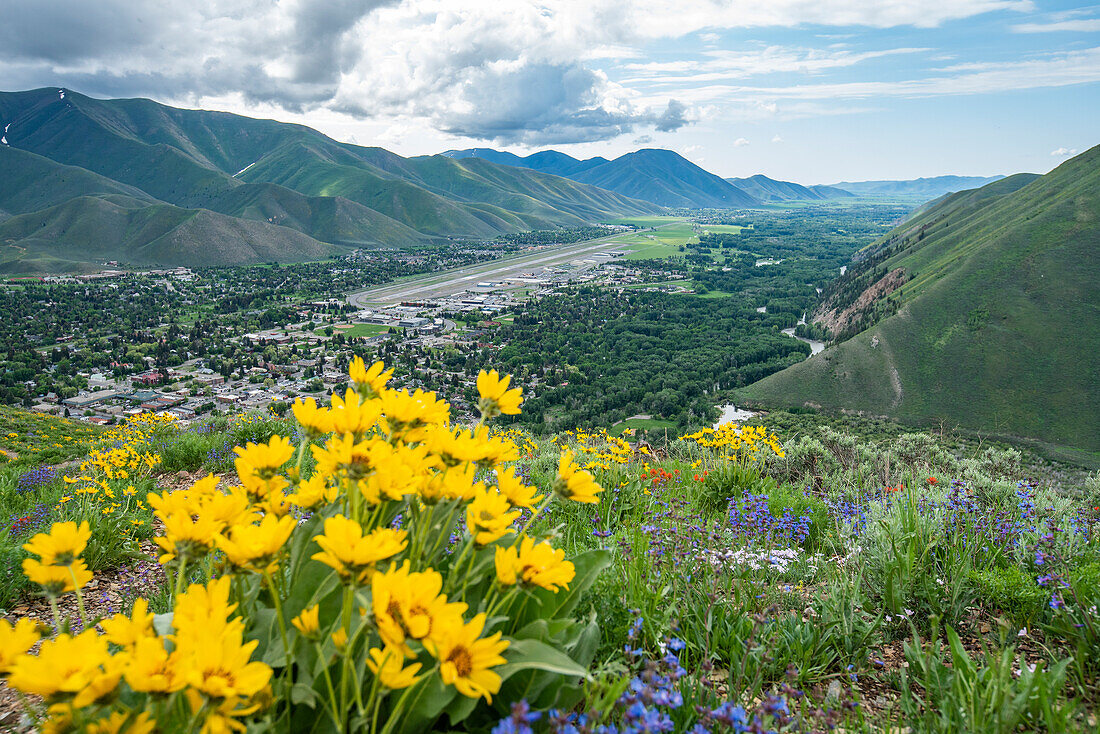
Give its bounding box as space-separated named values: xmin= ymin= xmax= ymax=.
xmin=725 ymin=174 xmax=853 ymax=202
xmin=446 ymin=147 xmax=758 ymax=207
xmin=827 ymin=175 xmax=1005 ymax=199
xmin=739 ymin=145 xmax=1100 ymax=453
xmin=0 ymin=88 xmax=660 ymax=271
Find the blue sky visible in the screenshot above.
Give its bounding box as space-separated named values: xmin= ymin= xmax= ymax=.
xmin=2 ymin=0 xmax=1097 ymax=183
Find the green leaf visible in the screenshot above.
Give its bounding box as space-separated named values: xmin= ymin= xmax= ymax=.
xmin=497 ymin=638 xmax=590 ymax=681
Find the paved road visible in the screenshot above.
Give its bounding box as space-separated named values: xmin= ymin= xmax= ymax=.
xmin=347 ymin=229 xmax=655 ymax=307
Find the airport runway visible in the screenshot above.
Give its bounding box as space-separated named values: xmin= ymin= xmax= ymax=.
xmin=347 ymin=233 xmax=636 ymax=307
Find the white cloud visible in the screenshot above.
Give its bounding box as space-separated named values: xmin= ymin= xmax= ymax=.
xmin=733 ymin=137 xmax=750 ymax=146
xmin=671 ymin=47 xmax=1100 ymax=104
xmin=1013 ymin=18 xmax=1100 ymax=33
xmin=771 ymin=134 xmax=783 ymax=143
xmin=622 ymin=46 xmax=930 ymax=85
xmin=0 ymin=0 xmax=1046 ymax=146
xmin=1050 ymin=147 xmax=1078 ymax=156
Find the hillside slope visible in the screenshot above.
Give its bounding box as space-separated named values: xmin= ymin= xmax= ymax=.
xmin=0 ymin=196 xmax=342 ymax=272
xmin=739 ymin=146 xmax=1100 ymax=452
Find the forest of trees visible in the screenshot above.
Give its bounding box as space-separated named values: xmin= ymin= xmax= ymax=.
xmin=481 ymin=288 xmax=809 ymax=431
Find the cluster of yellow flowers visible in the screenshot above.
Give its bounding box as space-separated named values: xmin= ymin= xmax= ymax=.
xmin=682 ymin=423 xmax=785 ymax=464
xmin=4 ymin=360 xmax=602 ymax=732
xmin=58 ymin=413 xmax=163 ymax=524
xmin=558 ymin=428 xmax=640 ymax=473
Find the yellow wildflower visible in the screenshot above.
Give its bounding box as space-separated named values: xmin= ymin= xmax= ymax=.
xmin=476 ymin=369 xmax=523 ymax=417
xmin=22 ymin=558 xmax=92 ymax=595
xmin=349 ymin=357 xmax=393 ymax=398
xmin=466 ymin=486 xmax=521 ymax=546
xmin=22 ymin=521 xmax=91 ymax=566
xmin=424 ymin=613 xmax=509 ymax=703
xmin=7 ymin=629 xmax=111 ymax=701
xmin=216 ymin=514 xmax=297 ymax=573
xmin=292 ymin=605 xmax=321 ymax=639
xmin=367 ymin=646 xmax=422 ymax=689
xmin=101 ymin=598 xmax=154 ymax=648
xmin=553 ymin=450 xmax=603 ymax=504
xmin=312 ymin=516 xmax=407 ymax=584
xmin=494 ymin=466 xmax=542 ymax=509
xmin=0 ymin=618 xmax=41 ymax=673
xmin=371 ymin=561 xmax=466 ymax=653
xmin=293 ymin=397 xmax=333 ymax=436
xmin=495 ymin=538 xmax=575 ymax=593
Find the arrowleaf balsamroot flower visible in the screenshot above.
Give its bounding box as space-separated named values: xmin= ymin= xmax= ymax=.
xmin=234 ymin=435 xmax=294 ymax=498
xmin=123 ymin=637 xmax=182 ymax=694
xmin=330 ymin=387 xmax=384 ymax=437
xmin=495 ymin=537 xmax=575 ymax=592
xmin=366 ymin=647 xmax=422 ymax=690
xmin=7 ymin=629 xmax=112 ymax=701
xmin=217 ymin=514 xmax=297 ymax=573
xmin=312 ymin=516 xmax=408 ymax=584
xmin=292 ymin=397 xmax=333 ymax=436
xmin=22 ymin=520 xmax=91 ymax=567
xmin=22 ymin=558 xmax=92 ymax=595
xmin=553 ymin=449 xmax=603 ymax=504
xmin=287 ymin=473 xmax=338 ymax=510
xmin=0 ymin=618 xmax=41 ymax=673
xmin=424 ymin=613 xmax=509 ymax=703
xmin=349 ymin=356 xmax=393 ymax=398
xmin=477 ymin=369 xmax=523 ymax=418
xmin=292 ymin=605 xmax=321 ymax=639
xmin=101 ymin=598 xmax=154 ymax=648
xmin=371 ymin=561 xmax=466 ymax=653
xmin=466 ymin=485 xmax=521 ymax=546
xmin=494 ymin=466 xmax=543 ymax=509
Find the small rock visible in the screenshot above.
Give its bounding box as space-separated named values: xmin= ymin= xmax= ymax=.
xmin=826 ymin=680 xmax=842 ymax=700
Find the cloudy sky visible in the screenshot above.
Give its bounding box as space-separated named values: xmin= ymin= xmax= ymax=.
xmin=2 ymin=0 xmax=1098 ymax=182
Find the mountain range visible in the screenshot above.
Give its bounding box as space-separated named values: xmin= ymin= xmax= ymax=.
xmin=444 ymin=148 xmax=997 ymax=206
xmin=0 ymin=88 xmax=659 ymax=272
xmin=739 ymin=144 xmax=1100 ymax=455
xmin=445 ymin=148 xmax=860 ymax=207
xmin=827 ymin=175 xmax=1005 ymax=199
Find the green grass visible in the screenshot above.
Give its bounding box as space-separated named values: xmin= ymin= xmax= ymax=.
xmin=0 ymin=407 xmax=104 ymax=467
xmin=609 ymin=417 xmax=678 ymax=435
xmin=604 ymin=215 xmax=687 ymax=227
xmin=332 ymin=323 xmax=390 ymax=338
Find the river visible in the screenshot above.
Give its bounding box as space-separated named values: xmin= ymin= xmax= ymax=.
xmin=714 ymin=404 xmax=758 ymax=427
xmin=781 ymin=313 xmax=826 ymax=355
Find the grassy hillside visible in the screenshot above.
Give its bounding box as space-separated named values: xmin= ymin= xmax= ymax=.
xmin=0 ymin=195 xmax=342 ymax=271
xmin=0 ymin=146 xmax=158 ymax=214
xmin=739 ymin=145 xmax=1100 ymax=454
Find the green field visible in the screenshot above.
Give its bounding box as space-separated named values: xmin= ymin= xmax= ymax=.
xmin=604 ymin=215 xmax=687 ymax=227
xmin=324 ymin=323 xmax=390 ymax=338
xmin=609 ymin=417 xmax=678 ymax=435
xmin=607 ymin=221 xmax=698 ymax=260
xmin=698 ymin=224 xmax=745 ymax=234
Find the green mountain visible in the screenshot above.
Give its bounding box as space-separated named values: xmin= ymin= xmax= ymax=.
xmin=739 ymin=146 xmax=1100 ymax=453
xmin=444 ymin=147 xmax=759 ymax=207
xmin=0 ymin=88 xmax=660 ymax=270
xmin=725 ymin=174 xmax=853 ymax=202
xmin=0 ymin=196 xmax=340 ymax=273
xmin=0 ymin=146 xmax=157 ymax=217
